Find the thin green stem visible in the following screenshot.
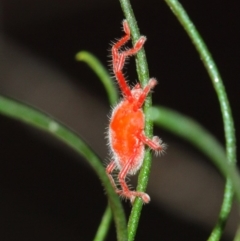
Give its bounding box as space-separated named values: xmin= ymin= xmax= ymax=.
xmin=93 ymin=206 xmax=112 ymax=241
xmin=163 ymin=1 xmax=237 ymax=240
xmin=118 ymin=1 xmax=154 ymax=241
xmin=0 ymin=96 xmax=127 ymax=241
xmin=76 ymin=51 xmax=118 ymax=105
xmin=150 ymin=106 xmax=240 ymax=203
xmin=233 ymin=225 xmax=240 ymax=241
xmin=76 ymin=51 xmax=122 ymax=240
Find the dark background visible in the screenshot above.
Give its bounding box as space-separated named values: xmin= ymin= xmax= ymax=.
xmin=0 ymin=0 xmax=239 ymax=240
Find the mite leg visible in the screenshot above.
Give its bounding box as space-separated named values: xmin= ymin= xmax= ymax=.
xmin=112 ymin=20 xmax=146 ymax=72
xmin=137 ymin=132 xmax=166 ymax=154
xmin=113 ymin=36 xmax=146 ymax=73
xmin=112 ymin=20 xmax=146 ymax=102
xmin=134 ymin=78 xmax=157 ymax=111
xmin=117 ymin=155 xmax=150 ymax=204
xmin=106 ymin=161 xmax=119 ymax=191
xmin=112 ymin=20 xmax=131 ymax=59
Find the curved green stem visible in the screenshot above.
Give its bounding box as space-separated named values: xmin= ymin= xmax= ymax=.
xmin=233 ymin=225 xmax=240 ymax=241
xmin=76 ymin=51 xmax=118 ymax=105
xmin=93 ymin=206 xmax=112 ymax=241
xmin=150 ymin=106 xmax=240 ymax=202
xmin=151 ymin=106 xmax=240 ymax=240
xmin=77 ymin=50 xmax=119 ymax=241
xmin=163 ymin=1 xmax=237 ymax=240
xmin=0 ymin=95 xmax=127 ymax=241
xmin=77 ymin=51 xmax=123 ymax=240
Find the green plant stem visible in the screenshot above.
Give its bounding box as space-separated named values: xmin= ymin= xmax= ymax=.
xmin=150 ymin=106 xmax=240 ymax=202
xmin=0 ymin=96 xmax=127 ymax=241
xmin=76 ymin=51 xmax=118 ymax=105
xmin=93 ymin=206 xmax=112 ymax=241
xmin=163 ymin=1 xmax=237 ymax=240
xmin=118 ymin=1 xmax=155 ymax=241
xmin=76 ymin=51 xmax=120 ymax=241
xmin=151 ymin=106 xmax=240 ymax=240
xmin=233 ymin=225 xmax=240 ymax=241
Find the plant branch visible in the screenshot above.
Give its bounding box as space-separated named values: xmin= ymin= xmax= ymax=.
xmin=118 ymin=0 xmax=154 ymax=241
xmin=93 ymin=206 xmax=112 ymax=241
xmin=76 ymin=51 xmax=118 ymax=105
xmin=0 ymin=95 xmax=127 ymax=241
xmin=163 ymin=1 xmax=237 ymax=240
xmin=76 ymin=50 xmax=122 ymax=240
xmin=150 ymin=106 xmax=240 ymax=202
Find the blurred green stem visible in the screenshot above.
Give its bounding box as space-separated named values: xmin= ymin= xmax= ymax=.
xmin=233 ymin=225 xmax=240 ymax=241
xmin=93 ymin=206 xmax=112 ymax=241
xmin=76 ymin=51 xmax=118 ymax=105
xmin=76 ymin=51 xmax=120 ymax=241
xmin=150 ymin=106 xmax=240 ymax=202
xmin=0 ymin=96 xmax=127 ymax=241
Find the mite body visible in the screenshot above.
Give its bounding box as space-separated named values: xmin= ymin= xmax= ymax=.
xmin=109 ymin=89 xmax=145 ymax=175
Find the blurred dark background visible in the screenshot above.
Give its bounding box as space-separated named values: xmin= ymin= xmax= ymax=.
xmin=0 ymin=0 xmax=239 ymax=240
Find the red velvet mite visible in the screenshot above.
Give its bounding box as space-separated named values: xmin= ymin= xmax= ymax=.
xmin=106 ymin=20 xmax=166 ymax=204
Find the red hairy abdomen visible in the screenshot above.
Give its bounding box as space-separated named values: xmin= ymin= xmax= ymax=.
xmin=109 ymin=100 xmax=145 ymax=173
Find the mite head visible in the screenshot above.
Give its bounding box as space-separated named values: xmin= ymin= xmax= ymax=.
xmin=130 ymin=78 xmax=158 ymax=106
xmin=130 ymin=83 xmax=142 ymax=100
